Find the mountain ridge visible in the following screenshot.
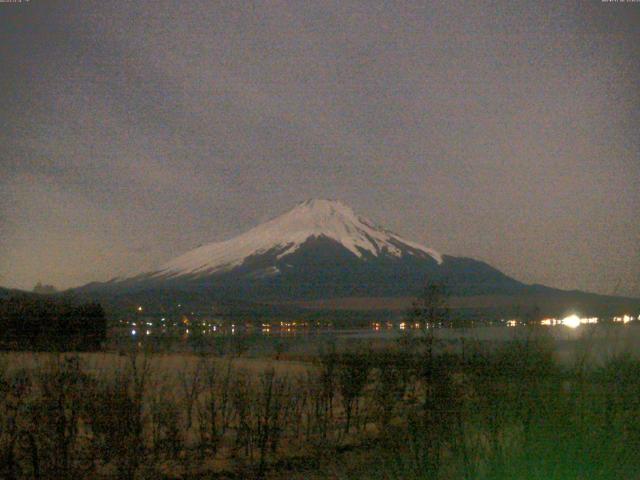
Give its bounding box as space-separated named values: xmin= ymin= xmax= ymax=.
xmin=74 ymin=199 xmax=525 ymax=300
xmin=65 ymin=199 xmax=640 ymax=318
xmin=68 ymin=199 xmax=639 ymax=320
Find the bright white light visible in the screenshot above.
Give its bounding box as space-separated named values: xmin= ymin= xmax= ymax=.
xmin=562 ymin=315 xmax=581 ymax=329
xmin=146 ymin=329 xmax=150 ymax=335
xmin=131 ymin=329 xmax=137 ymax=336
xmin=137 ymin=306 xmax=143 ymax=312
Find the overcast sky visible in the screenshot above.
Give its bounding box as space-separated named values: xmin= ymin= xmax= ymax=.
xmin=1 ymin=0 xmax=638 ymax=296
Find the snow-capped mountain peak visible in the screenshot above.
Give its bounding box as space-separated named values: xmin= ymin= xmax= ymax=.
xmin=155 ymin=199 xmax=442 ymax=278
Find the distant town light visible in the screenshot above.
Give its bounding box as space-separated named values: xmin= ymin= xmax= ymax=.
xmin=543 ymin=316 xmax=597 ymax=327
xmin=131 ymin=329 xmax=137 ymax=336
xmin=137 ymin=306 xmax=143 ymax=312
xmin=612 ymin=315 xmax=633 ymax=324
xmin=562 ymin=314 xmax=581 ymax=329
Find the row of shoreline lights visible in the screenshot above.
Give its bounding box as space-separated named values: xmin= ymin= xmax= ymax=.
xmin=509 ymin=314 xmax=638 ymax=329
xmin=555 ymin=314 xmax=637 ymax=328
xmin=130 ymin=307 xmax=637 ymax=335
xmin=554 ymin=314 xmax=597 ymax=329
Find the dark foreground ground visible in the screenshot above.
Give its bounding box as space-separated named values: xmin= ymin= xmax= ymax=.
xmin=2 ymin=325 xmax=640 ymax=479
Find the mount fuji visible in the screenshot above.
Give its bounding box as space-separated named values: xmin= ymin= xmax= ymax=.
xmin=158 ymin=199 xmax=443 ymax=278
xmin=80 ymin=199 xmax=526 ymax=300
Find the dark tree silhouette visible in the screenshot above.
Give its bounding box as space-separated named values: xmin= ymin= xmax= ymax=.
xmin=0 ymin=295 xmax=107 ymax=350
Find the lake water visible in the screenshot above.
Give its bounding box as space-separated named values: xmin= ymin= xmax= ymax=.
xmin=336 ymin=324 xmax=640 ymax=364
xmin=112 ymin=323 xmax=640 ymax=364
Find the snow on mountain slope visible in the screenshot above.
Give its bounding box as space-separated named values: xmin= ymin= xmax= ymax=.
xmin=155 ymin=199 xmax=442 ymax=278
